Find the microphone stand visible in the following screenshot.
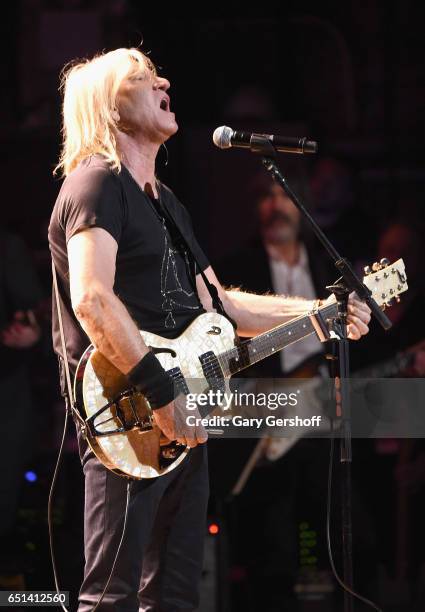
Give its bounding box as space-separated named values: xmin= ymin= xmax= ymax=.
xmin=249 ymin=136 xmax=392 ymax=611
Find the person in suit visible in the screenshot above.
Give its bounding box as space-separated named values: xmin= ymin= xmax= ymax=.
xmin=217 ymin=173 xmax=335 ymax=377
xmin=213 ymin=175 xmax=341 ymax=610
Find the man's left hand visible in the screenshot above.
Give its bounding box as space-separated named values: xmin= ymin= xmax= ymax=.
xmin=323 ymin=293 xmax=371 ymax=340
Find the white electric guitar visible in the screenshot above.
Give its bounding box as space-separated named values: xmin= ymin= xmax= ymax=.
xmin=74 ymin=258 xmax=407 ymax=479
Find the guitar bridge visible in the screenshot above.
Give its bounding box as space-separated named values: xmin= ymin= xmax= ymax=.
xmin=85 ymin=388 xmax=153 ymax=438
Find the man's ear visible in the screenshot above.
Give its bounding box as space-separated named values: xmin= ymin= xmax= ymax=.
xmin=111 ymin=108 xmax=120 ymax=123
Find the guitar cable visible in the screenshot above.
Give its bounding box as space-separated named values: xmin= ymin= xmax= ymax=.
xmin=326 ymin=422 xmax=383 ymax=611
xmin=48 ymin=398 xmax=132 ymax=612
xmin=50 ymin=260 xmax=133 ymax=610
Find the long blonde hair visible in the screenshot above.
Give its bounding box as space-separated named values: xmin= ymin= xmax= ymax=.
xmin=55 ymin=48 xmax=156 ymax=177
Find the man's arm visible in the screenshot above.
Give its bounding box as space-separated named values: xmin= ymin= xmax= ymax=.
xmin=196 ymin=266 xmax=370 ymax=340
xmin=68 ymin=227 xmax=149 ymax=374
xmin=68 ymin=227 xmax=207 ymax=446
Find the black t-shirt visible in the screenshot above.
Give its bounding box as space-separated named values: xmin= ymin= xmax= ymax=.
xmin=48 ymin=155 xmax=209 ymax=380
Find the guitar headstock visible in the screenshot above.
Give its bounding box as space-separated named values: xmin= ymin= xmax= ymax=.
xmin=362 ymin=258 xmax=408 ymax=309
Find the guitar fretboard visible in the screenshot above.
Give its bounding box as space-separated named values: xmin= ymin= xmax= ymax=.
xmin=216 ymin=303 xmax=338 ymax=376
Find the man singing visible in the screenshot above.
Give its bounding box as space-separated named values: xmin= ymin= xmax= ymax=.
xmin=48 ymin=48 xmax=370 ymax=611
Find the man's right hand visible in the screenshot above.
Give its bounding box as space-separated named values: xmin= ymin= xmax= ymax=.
xmin=152 ymin=396 xmax=208 ymax=448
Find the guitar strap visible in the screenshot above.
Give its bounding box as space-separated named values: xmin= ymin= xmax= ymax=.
xmin=155 ymin=191 xmax=238 ymax=331
xmin=51 ymin=260 xmax=86 ymax=429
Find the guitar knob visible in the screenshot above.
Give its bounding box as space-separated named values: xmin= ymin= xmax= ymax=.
xmin=364 ymin=265 xmax=372 ymax=275
xmin=380 ymin=258 xmax=390 ymax=267
xmin=372 ymin=262 xmax=382 ymax=272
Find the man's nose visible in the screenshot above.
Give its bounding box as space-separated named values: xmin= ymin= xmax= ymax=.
xmin=154 ymin=76 xmax=170 ymax=91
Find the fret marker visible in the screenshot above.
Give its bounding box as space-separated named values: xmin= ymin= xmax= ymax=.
xmin=272 ymin=348 xmax=275 ymax=352
xmin=288 ymin=331 xmax=292 ymax=336
xmin=303 ymin=324 xmax=306 ymax=329
xmin=253 ymin=349 xmax=256 ymax=353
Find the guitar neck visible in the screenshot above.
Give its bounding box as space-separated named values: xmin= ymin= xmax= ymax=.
xmin=219 ymin=302 xmax=338 ymax=376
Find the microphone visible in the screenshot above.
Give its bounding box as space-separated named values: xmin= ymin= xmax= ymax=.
xmin=213 ymin=125 xmax=318 ymax=155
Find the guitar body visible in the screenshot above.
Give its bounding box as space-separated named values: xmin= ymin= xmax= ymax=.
xmin=74 ymin=312 xmax=236 ymax=479
xmin=73 ymin=258 xmax=407 ymax=480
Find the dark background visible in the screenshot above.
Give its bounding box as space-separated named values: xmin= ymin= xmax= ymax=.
xmin=1 ymin=2 xmax=425 ymax=611
xmin=2 ymin=2 xmax=424 ymax=257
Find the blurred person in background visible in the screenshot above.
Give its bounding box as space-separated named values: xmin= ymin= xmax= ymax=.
xmin=351 ymin=220 xmax=425 ymax=370
xmin=215 ymin=175 xmax=338 ymax=610
xmin=217 ymin=172 xmax=334 ymax=377
xmin=0 ymin=227 xmax=43 ymax=586
xmin=350 ymin=219 xmax=425 ymax=609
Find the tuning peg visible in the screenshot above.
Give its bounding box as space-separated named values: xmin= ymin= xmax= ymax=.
xmin=396 ymin=296 xmax=401 ymax=303
xmin=372 ymin=262 xmax=382 ymax=272
xmin=380 ymin=258 xmax=390 ymax=267
xmin=364 ymin=265 xmax=372 ymax=275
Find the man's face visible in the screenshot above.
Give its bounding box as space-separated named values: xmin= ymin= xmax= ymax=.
xmin=116 ymin=68 xmax=178 ymax=144
xmin=258 ymin=184 xmax=301 ymax=245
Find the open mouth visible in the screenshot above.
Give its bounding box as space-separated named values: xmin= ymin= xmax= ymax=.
xmin=160 ymin=96 xmax=170 ymax=112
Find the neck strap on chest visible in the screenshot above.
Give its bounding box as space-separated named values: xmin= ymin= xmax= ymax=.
xmin=154 ymin=191 xmax=237 ymax=330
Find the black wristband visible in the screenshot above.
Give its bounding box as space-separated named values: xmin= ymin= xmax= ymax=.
xmin=127 ymin=352 xmax=176 ymax=410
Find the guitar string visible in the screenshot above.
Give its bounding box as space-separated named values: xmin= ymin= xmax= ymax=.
xmin=198 ymin=318 xmax=317 ymax=380
xmin=199 ymin=303 xmax=337 ymax=376
xmin=201 ymin=314 xmax=319 ymax=375
xmin=201 ymin=268 xmax=404 ymax=376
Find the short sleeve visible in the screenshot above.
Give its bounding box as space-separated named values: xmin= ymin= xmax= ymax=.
xmin=59 ymin=165 xmax=125 ymax=244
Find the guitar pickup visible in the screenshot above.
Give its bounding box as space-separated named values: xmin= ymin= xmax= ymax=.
xmin=308 ymin=307 xmax=331 ymax=343
xmin=167 ymin=367 xmax=190 ymax=395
